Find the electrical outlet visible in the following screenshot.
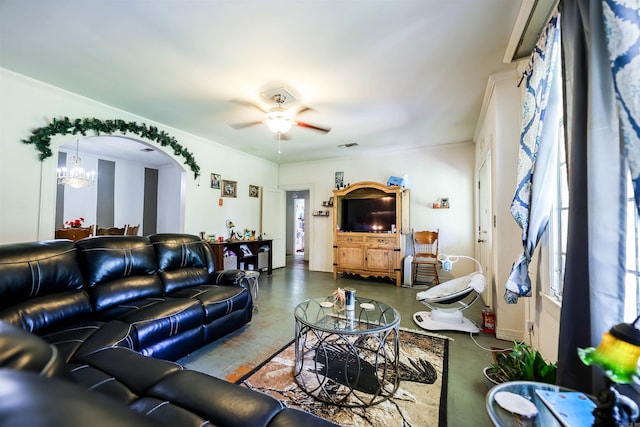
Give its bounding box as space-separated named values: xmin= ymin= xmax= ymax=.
xmin=526 ymin=321 xmax=534 ymax=332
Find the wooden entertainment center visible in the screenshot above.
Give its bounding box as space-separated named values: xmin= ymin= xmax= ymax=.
xmin=332 ymin=181 xmax=410 ymax=286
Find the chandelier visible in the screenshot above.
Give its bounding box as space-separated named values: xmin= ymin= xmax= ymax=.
xmin=57 ymin=140 xmax=96 ymax=188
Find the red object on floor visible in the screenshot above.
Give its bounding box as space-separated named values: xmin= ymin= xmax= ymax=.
xmin=482 ymin=306 xmax=496 ymax=334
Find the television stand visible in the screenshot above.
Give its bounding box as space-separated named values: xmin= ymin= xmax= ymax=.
xmin=332 ymin=181 xmax=410 ymax=286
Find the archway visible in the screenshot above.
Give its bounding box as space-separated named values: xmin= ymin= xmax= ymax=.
xmin=56 ymin=135 xmax=185 ymax=236
xmin=38 ymin=134 xmax=187 ymax=240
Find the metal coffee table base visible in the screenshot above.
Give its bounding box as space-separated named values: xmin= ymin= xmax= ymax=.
xmin=294 ymin=320 xmax=400 ymax=407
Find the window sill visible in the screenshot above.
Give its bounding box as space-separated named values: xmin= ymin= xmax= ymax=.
xmin=540 ymin=291 xmax=561 ymax=321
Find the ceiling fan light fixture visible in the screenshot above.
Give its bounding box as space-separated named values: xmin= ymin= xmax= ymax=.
xmin=266 ymin=107 xmax=293 ymax=134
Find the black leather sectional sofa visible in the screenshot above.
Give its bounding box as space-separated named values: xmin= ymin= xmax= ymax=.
xmin=0 ymin=233 xmax=337 ymax=427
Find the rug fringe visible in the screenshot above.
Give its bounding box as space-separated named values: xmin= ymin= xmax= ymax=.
xmin=400 ymin=326 xmax=455 ymax=342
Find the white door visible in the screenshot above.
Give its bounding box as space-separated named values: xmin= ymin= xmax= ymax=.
xmin=261 ymin=188 xmax=286 ymax=269
xmin=477 ymin=152 xmax=493 ymax=307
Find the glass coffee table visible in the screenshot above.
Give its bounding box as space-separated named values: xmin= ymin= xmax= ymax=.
xmin=293 ymin=296 xmax=400 ymax=407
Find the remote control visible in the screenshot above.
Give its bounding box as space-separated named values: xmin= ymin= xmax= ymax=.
xmin=415 ymin=314 xmax=424 ymax=322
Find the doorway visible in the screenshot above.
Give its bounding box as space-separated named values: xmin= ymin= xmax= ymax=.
xmin=285 ymin=190 xmax=310 ymax=265
xmin=477 ymin=151 xmax=493 ymax=308
xmin=294 ymin=196 xmax=305 ymax=254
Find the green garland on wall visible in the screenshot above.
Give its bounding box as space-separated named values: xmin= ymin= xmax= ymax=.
xmin=22 ymin=117 xmax=201 ymax=178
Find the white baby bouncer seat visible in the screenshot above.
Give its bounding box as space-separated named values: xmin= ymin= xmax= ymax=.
xmin=413 ymin=254 xmax=487 ymax=333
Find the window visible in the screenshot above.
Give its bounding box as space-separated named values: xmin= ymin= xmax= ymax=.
xmin=624 ymin=175 xmax=640 ymax=321
xmin=550 ymin=163 xmax=640 ymax=322
xmin=549 ymin=123 xmax=568 ymax=302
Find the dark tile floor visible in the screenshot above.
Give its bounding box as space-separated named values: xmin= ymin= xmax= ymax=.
xmin=179 ymin=255 xmax=508 ymax=426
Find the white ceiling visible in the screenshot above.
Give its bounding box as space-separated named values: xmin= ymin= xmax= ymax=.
xmin=0 ymin=0 xmax=539 ymax=165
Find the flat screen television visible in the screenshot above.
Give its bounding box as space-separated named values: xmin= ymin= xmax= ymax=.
xmin=341 ymin=196 xmax=396 ymax=232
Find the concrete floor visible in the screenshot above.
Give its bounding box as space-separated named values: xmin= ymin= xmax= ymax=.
xmin=179 ymin=255 xmax=509 ymax=426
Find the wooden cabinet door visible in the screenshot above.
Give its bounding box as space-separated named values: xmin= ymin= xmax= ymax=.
xmin=365 ymin=248 xmax=392 ymax=271
xmin=336 ymin=245 xmax=364 ymax=269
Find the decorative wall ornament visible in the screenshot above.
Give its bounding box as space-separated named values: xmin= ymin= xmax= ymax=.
xmin=211 ymin=173 xmax=221 ymax=189
xmin=222 ymin=180 xmax=237 ymax=197
xmin=249 ymin=185 xmax=260 ymax=198
xmin=22 ymin=117 xmax=201 ymax=178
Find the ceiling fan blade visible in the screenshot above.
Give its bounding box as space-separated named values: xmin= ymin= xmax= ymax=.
xmin=296 ymin=106 xmax=314 ymax=115
xmin=230 ymin=120 xmax=264 ymax=129
xmin=296 ymin=121 xmax=331 ymax=133
xmin=229 ymin=99 xmax=267 ymax=114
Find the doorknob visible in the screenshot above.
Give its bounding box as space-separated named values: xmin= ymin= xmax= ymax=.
xmin=477 ymin=239 xmax=486 ymax=243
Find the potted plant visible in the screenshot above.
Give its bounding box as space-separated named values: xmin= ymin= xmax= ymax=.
xmin=483 ymin=341 xmax=557 ymax=388
xmin=65 ymin=217 xmax=85 ymax=228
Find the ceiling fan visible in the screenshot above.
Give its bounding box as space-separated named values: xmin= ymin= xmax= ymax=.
xmin=230 ymin=91 xmax=331 ymax=136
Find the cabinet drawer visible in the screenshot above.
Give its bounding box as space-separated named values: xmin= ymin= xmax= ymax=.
xmin=366 ymin=235 xmax=396 ymax=247
xmin=336 ymin=234 xmax=364 ymax=244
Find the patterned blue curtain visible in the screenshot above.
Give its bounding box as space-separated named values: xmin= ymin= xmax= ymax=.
xmin=603 ymin=0 xmax=640 ymax=215
xmin=505 ymin=11 xmax=562 ymax=303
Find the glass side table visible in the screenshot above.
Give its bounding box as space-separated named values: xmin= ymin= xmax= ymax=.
xmin=244 ymin=270 xmax=260 ymax=313
xmin=486 ymin=381 xmax=596 ymax=427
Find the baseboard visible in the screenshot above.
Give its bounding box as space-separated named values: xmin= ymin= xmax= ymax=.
xmin=495 ymin=327 xmax=524 ymax=342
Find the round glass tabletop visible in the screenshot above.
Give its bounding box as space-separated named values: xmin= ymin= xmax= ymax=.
xmin=294 ymin=296 xmax=400 ymax=334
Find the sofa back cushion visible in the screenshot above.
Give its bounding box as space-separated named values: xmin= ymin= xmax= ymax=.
xmin=149 ymin=234 xmax=215 ymax=294
xmin=75 ymin=236 xmax=163 ymax=312
xmin=0 ymin=240 xmax=92 ymax=332
xmin=0 ymin=240 xmax=84 ymax=308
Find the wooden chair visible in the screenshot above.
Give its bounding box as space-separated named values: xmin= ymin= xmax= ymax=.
xmin=125 ymin=224 xmax=140 ymax=236
xmin=412 ymin=229 xmax=440 ymax=285
xmin=55 ymin=227 xmax=92 ymax=241
xmin=96 ymin=226 xmax=126 ymax=236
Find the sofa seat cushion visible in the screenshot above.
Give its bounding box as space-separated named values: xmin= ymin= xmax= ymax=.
xmin=99 ymin=297 xmax=205 ymax=350
xmin=144 ymin=369 xmax=294 ymax=427
xmin=70 ymin=347 xmax=183 ymax=404
xmin=42 ymin=320 xmax=136 ymax=363
xmin=0 ymin=370 xmax=159 ymax=427
xmin=69 ymin=347 xmax=340 ymax=427
xmin=168 ymin=285 xmax=250 ymax=322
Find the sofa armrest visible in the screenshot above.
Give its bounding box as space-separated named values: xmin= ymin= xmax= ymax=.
xmin=0 ymin=320 xmax=71 ymax=380
xmin=212 ymin=269 xmax=246 ymax=286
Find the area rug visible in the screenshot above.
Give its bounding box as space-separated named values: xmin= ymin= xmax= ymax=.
xmin=237 ymin=328 xmax=449 ymax=427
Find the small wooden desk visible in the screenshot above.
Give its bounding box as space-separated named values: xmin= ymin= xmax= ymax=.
xmin=208 ymin=239 xmax=273 ymax=275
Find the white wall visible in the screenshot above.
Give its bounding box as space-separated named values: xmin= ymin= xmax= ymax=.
xmin=475 ymin=71 xmax=526 ymax=342
xmin=279 ymin=142 xmax=476 ymax=275
xmin=0 ymin=68 xmax=279 ymax=244
xmin=157 ymin=166 xmax=185 ymax=233
xmin=474 ymin=69 xmax=560 ymax=363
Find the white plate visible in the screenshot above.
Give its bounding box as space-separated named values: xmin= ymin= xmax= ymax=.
xmin=320 ymin=301 xmax=334 ymax=308
xmin=360 ymin=302 xmax=375 ymax=310
xmin=494 ymin=391 xmax=538 ymax=418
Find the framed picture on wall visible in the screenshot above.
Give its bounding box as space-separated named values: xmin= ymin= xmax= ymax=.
xmin=222 ymin=180 xmax=237 ymax=197
xmin=249 ymin=185 xmax=260 ymax=198
xmin=211 ymin=173 xmax=221 ymax=189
